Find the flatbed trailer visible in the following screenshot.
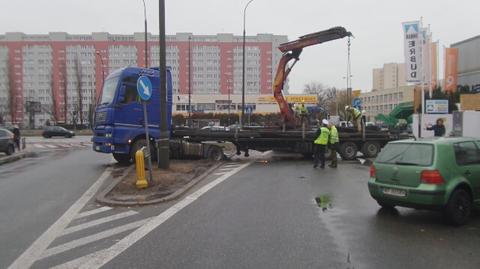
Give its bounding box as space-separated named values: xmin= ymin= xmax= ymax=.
xmin=171 ymin=126 xmax=405 ymax=160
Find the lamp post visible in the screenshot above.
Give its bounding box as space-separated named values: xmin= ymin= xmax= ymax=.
xmin=96 ymin=51 xmax=105 ymax=83
xmin=141 ymin=0 xmax=148 ymax=67
xmin=241 ymin=0 xmax=255 ymax=128
xmin=188 ymin=35 xmax=192 ymax=124
xmin=157 ymin=0 xmax=169 ymax=169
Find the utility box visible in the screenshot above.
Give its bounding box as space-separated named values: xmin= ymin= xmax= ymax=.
xmin=453 ymin=111 xmax=480 ymax=138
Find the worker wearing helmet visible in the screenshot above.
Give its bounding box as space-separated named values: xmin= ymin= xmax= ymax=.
xmin=328 ymin=121 xmax=339 ymax=168
xmin=313 ymin=119 xmax=330 ymax=169
xmin=345 ymin=105 xmax=362 ymax=132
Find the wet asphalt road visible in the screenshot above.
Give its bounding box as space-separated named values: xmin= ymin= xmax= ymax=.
xmin=2 ymin=151 xmax=480 ymax=269
xmin=0 ymin=148 xmax=112 ymax=268
xmin=104 ymin=155 xmax=480 ymax=269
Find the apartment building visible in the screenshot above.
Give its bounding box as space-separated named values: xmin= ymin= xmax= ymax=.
xmin=359 ymin=85 xmax=415 ymax=121
xmin=372 ymin=63 xmax=406 ymax=91
xmin=451 ymin=35 xmax=480 ymax=92
xmin=0 ymin=32 xmax=288 ymax=127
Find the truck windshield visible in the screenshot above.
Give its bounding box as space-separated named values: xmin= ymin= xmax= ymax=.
xmin=99 ymin=76 xmax=120 ymax=105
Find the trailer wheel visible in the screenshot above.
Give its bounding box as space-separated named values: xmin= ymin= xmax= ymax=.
xmin=113 ymin=153 xmax=131 ymax=165
xmin=339 ymin=142 xmax=358 ymax=160
xmin=361 ymin=141 xmax=381 ymax=158
xmin=207 ymin=146 xmax=224 ymax=161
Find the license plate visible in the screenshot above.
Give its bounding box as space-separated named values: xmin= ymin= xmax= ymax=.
xmin=382 ymin=188 xmax=407 ymax=197
xmin=95 ymin=146 xmax=100 ymax=151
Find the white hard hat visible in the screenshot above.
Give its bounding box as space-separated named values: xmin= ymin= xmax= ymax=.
xmin=345 ymin=105 xmax=350 ymax=110
xmin=322 ymin=119 xmax=329 ymax=125
xmin=362 ymin=110 xmax=366 ymax=114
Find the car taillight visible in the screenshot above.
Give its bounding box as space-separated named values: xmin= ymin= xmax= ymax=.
xmin=421 ymin=170 xmax=444 ymax=185
xmin=370 ymin=165 xmax=376 ymax=178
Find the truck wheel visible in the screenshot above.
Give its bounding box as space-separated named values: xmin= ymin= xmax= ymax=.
xmin=444 ymin=188 xmax=472 ymax=226
xmin=361 ymin=142 xmax=381 ymax=158
xmin=339 ymin=142 xmax=358 ymax=160
xmin=303 ymin=153 xmax=313 ymax=159
xmin=130 ymin=139 xmax=147 ymax=162
xmin=207 ymin=146 xmax=224 ymax=161
xmin=113 ymin=153 xmax=131 ymax=165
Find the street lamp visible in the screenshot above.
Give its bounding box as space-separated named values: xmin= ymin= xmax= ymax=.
xmin=157 ymin=0 xmax=169 ymax=169
xmin=241 ymin=0 xmax=255 ymax=128
xmin=96 ymin=51 xmax=105 ymax=84
xmin=141 ymin=0 xmax=148 ymax=67
xmin=188 ymin=35 xmax=192 ymax=124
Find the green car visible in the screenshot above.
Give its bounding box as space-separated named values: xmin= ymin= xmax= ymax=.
xmin=368 ymin=137 xmax=480 ymax=225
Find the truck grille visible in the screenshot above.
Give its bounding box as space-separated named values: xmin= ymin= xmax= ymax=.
xmin=95 ymin=111 xmax=107 ymax=123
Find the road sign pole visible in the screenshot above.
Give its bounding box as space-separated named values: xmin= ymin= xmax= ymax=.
xmin=143 ymin=101 xmax=153 ymax=184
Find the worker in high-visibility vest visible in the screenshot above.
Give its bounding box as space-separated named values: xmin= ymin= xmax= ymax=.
xmin=328 ymin=121 xmax=339 ymax=168
xmin=313 ymin=119 xmax=330 ymax=169
xmin=299 ymin=101 xmax=308 ymax=127
xmin=345 ymin=105 xmax=362 ymax=132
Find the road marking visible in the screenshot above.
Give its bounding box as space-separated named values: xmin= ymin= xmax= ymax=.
xmin=78 ymin=161 xmax=252 ymax=269
xmin=32 ymin=144 xmax=46 ymax=149
xmin=213 ymin=172 xmax=226 ymax=176
xmin=7 ymin=168 xmax=112 ymax=269
xmin=40 ymin=218 xmax=150 ymax=260
xmin=44 ymin=144 xmax=58 ymax=149
xmin=74 ymin=206 xmax=112 ymax=220
xmin=61 ymin=210 xmax=138 ymax=236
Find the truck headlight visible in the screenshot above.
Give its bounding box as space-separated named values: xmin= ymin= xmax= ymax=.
xmin=105 ymin=133 xmax=112 ymax=138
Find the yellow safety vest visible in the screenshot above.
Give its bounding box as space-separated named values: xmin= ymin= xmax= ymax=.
xmin=299 ymin=105 xmax=307 ymax=114
xmin=330 ymin=126 xmax=339 ymax=144
xmin=314 ymin=127 xmax=330 ymax=145
xmin=352 ymin=108 xmax=362 ymax=119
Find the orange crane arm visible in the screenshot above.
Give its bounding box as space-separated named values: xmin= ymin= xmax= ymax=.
xmin=273 ymin=26 xmax=352 ymax=127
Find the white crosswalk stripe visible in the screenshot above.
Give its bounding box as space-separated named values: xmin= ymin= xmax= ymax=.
xmin=61 ymin=211 xmax=138 ymax=236
xmin=74 ymin=206 xmax=112 ymax=220
xmin=39 ymin=218 xmax=151 ymax=260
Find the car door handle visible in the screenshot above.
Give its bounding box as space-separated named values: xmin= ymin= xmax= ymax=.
xmin=465 ymin=170 xmax=472 ymax=176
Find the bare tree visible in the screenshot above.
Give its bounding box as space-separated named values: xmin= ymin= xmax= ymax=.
xmin=7 ymin=56 xmax=16 ymax=124
xmin=303 ymin=82 xmax=337 ymax=115
xmin=49 ymin=69 xmax=58 ymax=124
xmin=74 ymin=55 xmax=84 ymax=126
xmin=61 ymin=60 xmax=68 ymax=123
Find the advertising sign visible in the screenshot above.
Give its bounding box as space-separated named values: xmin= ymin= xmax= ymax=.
xmin=403 ymin=21 xmax=422 ymax=82
xmin=444 ymin=48 xmax=458 ymax=92
xmin=425 ymin=99 xmax=449 ymax=114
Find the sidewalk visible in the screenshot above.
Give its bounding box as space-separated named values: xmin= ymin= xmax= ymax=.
xmin=0 ymin=150 xmax=37 ymax=165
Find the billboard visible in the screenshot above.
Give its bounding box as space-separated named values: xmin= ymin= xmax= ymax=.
xmin=403 ymin=21 xmax=422 ymax=82
xmin=257 ymin=95 xmax=317 ymax=104
xmin=425 ymin=99 xmax=449 ymax=114
xmin=444 ymin=48 xmax=458 ymax=92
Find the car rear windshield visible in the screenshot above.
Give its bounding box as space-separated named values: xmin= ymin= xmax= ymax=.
xmin=376 ymin=143 xmax=434 ymax=166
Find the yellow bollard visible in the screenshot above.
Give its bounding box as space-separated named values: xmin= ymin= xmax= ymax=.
xmin=135 ymin=149 xmax=148 ymax=189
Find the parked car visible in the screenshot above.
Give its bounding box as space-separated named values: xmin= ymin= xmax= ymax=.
xmin=42 ymin=126 xmax=75 ymax=138
xmin=368 ymin=137 xmax=480 ymax=225
xmin=0 ymin=127 xmax=15 ymax=155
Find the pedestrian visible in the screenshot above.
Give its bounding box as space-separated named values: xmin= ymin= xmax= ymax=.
xmin=426 ymin=118 xmax=446 ymax=137
xmin=13 ymin=125 xmax=21 ymax=151
xmin=328 ymin=121 xmax=339 ymax=168
xmin=313 ymin=119 xmax=330 ymax=169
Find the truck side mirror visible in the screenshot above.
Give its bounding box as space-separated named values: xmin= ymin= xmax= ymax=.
xmin=118 ymin=85 xmax=126 ymax=103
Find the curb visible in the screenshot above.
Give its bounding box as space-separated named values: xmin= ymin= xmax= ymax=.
xmin=0 ymin=151 xmax=37 ymax=165
xmin=96 ymin=162 xmax=224 ymax=206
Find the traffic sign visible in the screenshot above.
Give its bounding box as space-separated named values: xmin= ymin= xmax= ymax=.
xmin=137 ymin=76 xmax=153 ymax=101
xmin=352 ymin=97 xmax=361 ymax=108
xmin=245 ymin=105 xmax=253 ymax=115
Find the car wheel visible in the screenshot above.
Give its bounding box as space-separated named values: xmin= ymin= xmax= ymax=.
xmin=43 ymin=135 xmax=51 ymax=138
xmin=361 ymin=141 xmax=381 ymax=158
xmin=6 ymin=144 xmax=15 ymax=155
xmin=444 ymin=188 xmax=472 ymax=226
xmin=113 ymin=153 xmax=131 ymax=165
xmin=65 ymin=135 xmax=71 ymax=138
xmin=377 ymin=200 xmax=395 ymax=209
xmin=207 ymin=145 xmax=224 ymax=161
xmin=339 ymin=142 xmax=358 ymax=160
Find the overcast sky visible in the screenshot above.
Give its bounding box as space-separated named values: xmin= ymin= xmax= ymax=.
xmin=0 ymin=0 xmax=479 ymax=93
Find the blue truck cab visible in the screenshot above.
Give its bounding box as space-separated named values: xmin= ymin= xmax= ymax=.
xmin=92 ymin=66 xmax=172 ymax=164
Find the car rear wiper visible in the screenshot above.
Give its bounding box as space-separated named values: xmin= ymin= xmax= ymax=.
xmin=394 ymin=161 xmax=419 ymax=166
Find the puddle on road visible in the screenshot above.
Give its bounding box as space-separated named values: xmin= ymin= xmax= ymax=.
xmin=315 ymin=194 xmax=332 ymax=212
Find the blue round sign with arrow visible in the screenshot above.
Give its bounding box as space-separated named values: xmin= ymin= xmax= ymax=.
xmin=137 ymin=76 xmax=153 ymax=101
